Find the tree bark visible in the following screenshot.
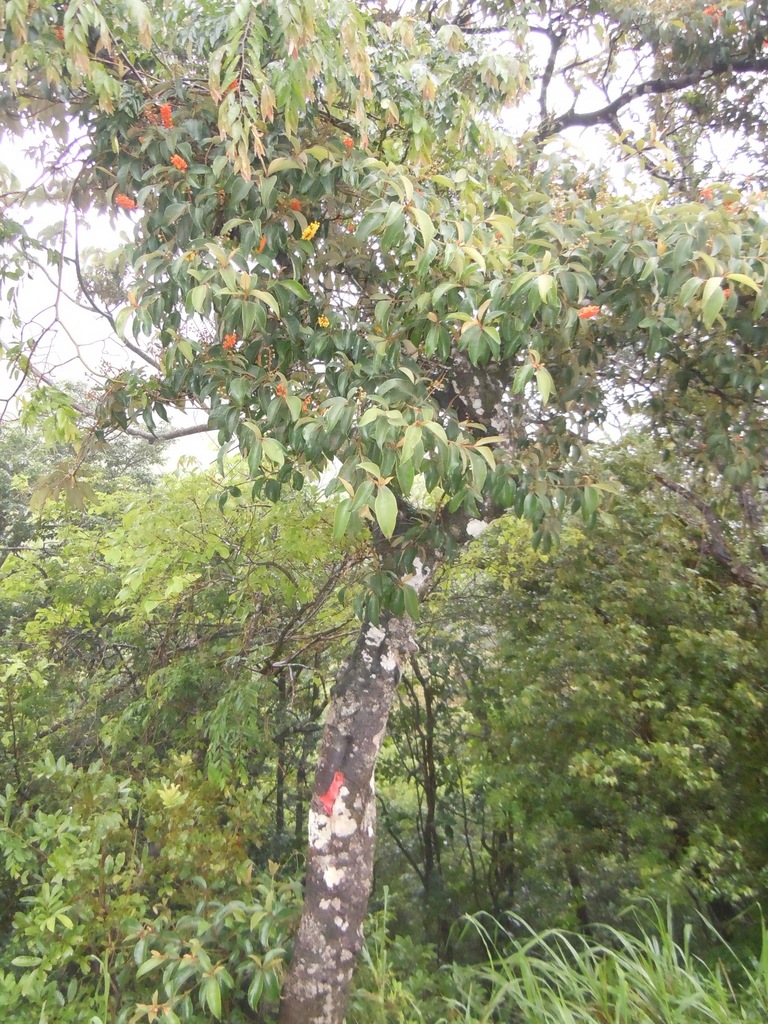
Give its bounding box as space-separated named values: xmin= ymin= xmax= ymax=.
xmin=278 ymin=611 xmax=417 ymax=1024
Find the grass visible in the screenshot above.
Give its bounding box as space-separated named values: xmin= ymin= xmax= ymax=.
xmin=445 ymin=906 xmax=768 ymax=1024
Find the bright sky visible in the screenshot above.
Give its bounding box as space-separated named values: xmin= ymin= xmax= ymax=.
xmin=0 ymin=127 xmax=217 ymax=464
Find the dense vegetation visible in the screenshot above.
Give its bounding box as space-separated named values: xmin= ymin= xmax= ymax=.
xmin=2 ymin=1 xmax=768 ymax=1021
xmin=1 ymin=430 xmax=767 ymax=1022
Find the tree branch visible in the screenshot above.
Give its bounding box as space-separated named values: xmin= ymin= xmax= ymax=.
xmin=654 ymin=472 xmax=765 ymax=592
xmin=124 ymin=421 xmax=213 ymax=443
xmin=539 ymin=57 xmax=768 ymax=138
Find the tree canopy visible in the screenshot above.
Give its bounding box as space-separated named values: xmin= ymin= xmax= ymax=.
xmin=3 ymin=1 xmax=767 ymax=574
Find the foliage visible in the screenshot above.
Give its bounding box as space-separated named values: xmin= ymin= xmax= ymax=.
xmin=0 ymin=751 xmax=301 ymax=1022
xmin=0 ymin=430 xmax=359 ymax=1020
xmin=377 ymin=442 xmax=768 ymax=939
xmin=2 ymin=2 xmax=768 ymax=1021
xmin=346 ymin=891 xmax=448 ymax=1024
xmin=446 ymin=906 xmax=768 ymax=1024
xmin=344 ymin=902 xmax=768 ymax=1024
xmin=0 ymin=428 xmax=767 ymax=1020
xmin=0 ymin=428 xmax=358 ymax=789
xmin=1 ymin=1 xmax=767 ymax=586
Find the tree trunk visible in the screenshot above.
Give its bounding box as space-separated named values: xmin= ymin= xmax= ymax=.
xmin=278 ymin=611 xmax=417 ymax=1024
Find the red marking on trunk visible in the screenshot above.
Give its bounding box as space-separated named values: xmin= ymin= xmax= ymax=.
xmin=318 ymin=771 xmax=345 ymax=815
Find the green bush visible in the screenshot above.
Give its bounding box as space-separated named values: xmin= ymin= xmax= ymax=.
xmin=0 ymin=753 xmax=301 ymax=1022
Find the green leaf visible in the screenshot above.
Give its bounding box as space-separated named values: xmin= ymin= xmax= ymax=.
xmin=248 ymin=971 xmax=265 ymax=1009
xmin=350 ymin=480 xmax=375 ymax=512
xmin=305 ymin=145 xmax=335 ymax=161
xmin=202 ymin=975 xmax=222 ymax=1019
xmin=724 ymin=272 xmax=760 ymax=293
xmin=229 ymin=177 xmax=252 ymax=205
xmin=582 ymin=485 xmax=599 ymax=517
xmin=679 ymin=276 xmax=704 ymax=307
xmin=114 ymin=306 xmax=133 ymax=339
xmin=356 ymin=210 xmax=387 ymax=240
xmin=396 ymin=457 xmax=415 ymax=495
xmin=535 ymin=367 xmax=555 ymax=405
xmin=323 ymin=397 xmax=349 ymax=432
xmin=421 ymin=420 xmax=447 ymax=444
xmin=401 ymin=424 xmax=422 ymax=464
xmin=410 ymin=206 xmax=435 ymax=250
xmin=136 ymin=956 xmax=164 ymax=978
xmin=274 ymin=278 xmax=312 ymax=301
xmin=359 ymin=407 xmax=381 ymax=427
xmin=188 ymin=285 xmax=208 ymax=314
xmin=432 ymin=281 xmax=460 ymax=303
xmin=240 ymin=298 xmax=259 ymax=338
xmin=163 ymin=202 xmax=188 ymax=224
xmin=176 ymin=339 xmax=194 ymax=362
xmin=285 ymin=394 xmax=302 ymax=421
xmin=374 ymin=485 xmax=398 ymax=539
xmin=251 ymin=289 xmax=281 ymax=317
xmin=267 ymin=156 xmax=304 ymax=174
xmin=261 ymin=437 xmax=285 ymax=466
xmin=402 ymin=582 xmax=420 ymax=620
xmin=333 ymin=498 xmax=352 ymax=540
xmin=702 ymin=276 xmax=725 ymax=329
xmin=512 ymin=362 xmax=535 ymax=394
xmin=228 ymin=377 xmax=251 ymax=405
xmin=537 ymin=273 xmax=556 ymax=304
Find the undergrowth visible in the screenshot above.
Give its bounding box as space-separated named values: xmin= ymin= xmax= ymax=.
xmin=350 ymin=901 xmax=768 ymax=1024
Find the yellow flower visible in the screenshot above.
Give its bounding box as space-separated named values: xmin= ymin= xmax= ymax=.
xmin=302 ymin=221 xmax=320 ymax=241
xmin=317 ymin=315 xmax=330 ymax=328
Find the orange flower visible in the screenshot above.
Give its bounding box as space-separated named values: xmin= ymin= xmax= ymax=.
xmin=289 ymin=198 xmax=302 ymax=211
xmin=159 ymin=103 xmax=173 ymax=128
xmin=223 ymin=332 xmax=238 ymax=349
xmin=700 ymin=186 xmax=715 ymax=200
xmin=257 ymin=234 xmax=267 ymax=253
xmin=170 ymin=154 xmax=188 ymax=172
xmin=578 ymin=305 xmax=601 ymax=319
xmin=723 ymin=288 xmax=731 ymax=299
xmin=343 ymin=137 xmax=354 ymax=150
xmin=54 ymin=26 xmax=64 ymax=41
xmin=276 ymin=383 xmax=288 ymax=398
xmin=703 ymin=4 xmax=722 ymax=19
xmin=115 ymin=194 xmax=137 ymax=210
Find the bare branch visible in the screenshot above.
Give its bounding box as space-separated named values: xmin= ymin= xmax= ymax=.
xmin=124 ymin=421 xmax=213 ymax=443
xmin=540 ymin=30 xmax=565 ymax=124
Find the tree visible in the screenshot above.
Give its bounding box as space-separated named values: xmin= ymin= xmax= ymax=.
xmin=0 ymin=436 xmax=361 ymax=1022
xmin=2 ymin=2 xmax=767 ymax=1021
xmin=394 ymin=441 xmax=768 ymax=936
